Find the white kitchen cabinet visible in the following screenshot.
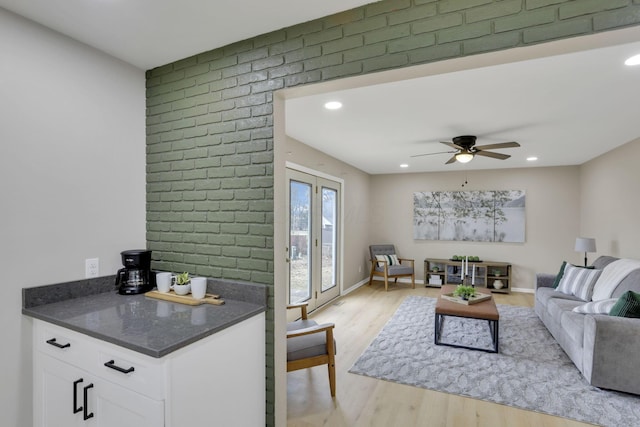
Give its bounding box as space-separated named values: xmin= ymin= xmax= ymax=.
xmin=33 ymin=313 xmax=265 ymax=426
xmin=37 ymin=354 xmax=163 ymax=427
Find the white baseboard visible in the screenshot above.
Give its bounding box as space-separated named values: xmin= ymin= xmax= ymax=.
xmin=342 ymin=278 xmax=534 ymax=295
xmin=511 ymin=287 xmax=535 ymax=294
xmin=342 ymin=278 xmax=370 ymax=296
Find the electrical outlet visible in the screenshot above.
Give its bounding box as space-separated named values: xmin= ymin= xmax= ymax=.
xmin=85 ymin=258 xmax=99 ymax=278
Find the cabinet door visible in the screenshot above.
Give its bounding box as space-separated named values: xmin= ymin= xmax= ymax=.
xmin=36 ymin=355 xmax=86 ymax=427
xmin=36 ymin=354 xmax=164 ymax=427
xmin=90 ymin=377 xmax=164 ymax=427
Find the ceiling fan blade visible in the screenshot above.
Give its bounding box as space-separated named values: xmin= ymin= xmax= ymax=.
xmin=475 ymin=150 xmax=510 ymax=160
xmin=474 ymin=141 xmax=520 ymax=150
xmin=445 ymin=155 xmax=458 ymax=164
xmin=440 ymin=141 xmax=463 ymax=150
xmin=410 ymin=150 xmax=456 ymax=158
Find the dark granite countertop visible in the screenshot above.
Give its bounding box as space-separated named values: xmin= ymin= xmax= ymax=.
xmin=23 ymin=275 xmax=267 ymax=358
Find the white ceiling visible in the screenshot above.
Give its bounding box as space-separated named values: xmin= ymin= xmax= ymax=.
xmin=286 ymin=34 xmax=640 ymax=174
xmin=0 ymin=0 xmax=375 ymax=70
xmin=3 ymin=1 xmax=639 ymax=175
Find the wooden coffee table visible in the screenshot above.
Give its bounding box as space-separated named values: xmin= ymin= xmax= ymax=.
xmin=434 ymin=284 xmax=500 ymax=353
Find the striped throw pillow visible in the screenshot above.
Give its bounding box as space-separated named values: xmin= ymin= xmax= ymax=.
xmin=556 ymin=263 xmax=602 ymax=301
xmin=572 ymin=298 xmax=617 ymax=314
xmin=376 ymin=254 xmax=399 ymax=267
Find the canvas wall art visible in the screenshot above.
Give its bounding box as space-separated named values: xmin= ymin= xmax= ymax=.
xmin=413 ymin=190 xmax=526 ymax=242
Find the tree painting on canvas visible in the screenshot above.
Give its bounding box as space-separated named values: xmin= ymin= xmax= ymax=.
xmin=413 ymin=190 xmax=525 ymax=242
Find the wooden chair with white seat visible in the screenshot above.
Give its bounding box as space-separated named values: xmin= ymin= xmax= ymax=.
xmin=286 ymin=302 xmax=336 ymax=397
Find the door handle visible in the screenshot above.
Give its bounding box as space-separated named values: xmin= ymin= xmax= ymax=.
xmin=73 ymin=379 xmax=83 ymax=414
xmin=83 ymin=383 xmax=94 ymax=420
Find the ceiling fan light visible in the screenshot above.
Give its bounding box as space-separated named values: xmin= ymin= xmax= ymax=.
xmin=625 ymin=54 xmax=640 ymax=66
xmin=324 ymin=101 xmax=342 ymax=110
xmin=455 ymin=152 xmax=474 ymax=163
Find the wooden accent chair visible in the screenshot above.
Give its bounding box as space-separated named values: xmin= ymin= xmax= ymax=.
xmin=368 ymin=244 xmax=415 ymax=291
xmin=286 ymin=302 xmax=336 ymax=397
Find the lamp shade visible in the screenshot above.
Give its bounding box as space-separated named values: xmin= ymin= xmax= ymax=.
xmin=575 ymin=237 xmax=596 ymax=253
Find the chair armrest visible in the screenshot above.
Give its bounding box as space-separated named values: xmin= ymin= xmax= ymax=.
xmin=536 ymin=273 xmax=556 ymax=289
xmin=398 ymin=258 xmax=414 ymax=266
xmin=583 ymin=315 xmax=640 ymax=394
xmin=286 ymin=323 xmax=335 ymax=338
xmin=286 ymin=302 xmax=309 ymax=310
xmin=287 ymin=302 xmax=309 ymax=319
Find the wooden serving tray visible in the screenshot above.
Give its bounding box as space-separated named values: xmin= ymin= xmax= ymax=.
xmin=441 ymin=292 xmax=491 ymax=305
xmin=145 ymin=290 xmax=225 ymax=306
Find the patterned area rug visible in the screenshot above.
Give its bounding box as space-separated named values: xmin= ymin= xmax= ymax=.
xmin=349 ymin=296 xmax=640 ymax=427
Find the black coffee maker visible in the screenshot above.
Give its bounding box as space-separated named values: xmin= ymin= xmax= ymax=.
xmin=115 ymin=249 xmax=153 ymax=295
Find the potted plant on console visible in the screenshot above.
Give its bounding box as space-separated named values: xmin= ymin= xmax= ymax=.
xmin=174 ymin=272 xmax=191 ymax=295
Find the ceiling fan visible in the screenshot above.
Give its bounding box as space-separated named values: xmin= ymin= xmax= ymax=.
xmin=411 ymin=135 xmax=520 ymax=164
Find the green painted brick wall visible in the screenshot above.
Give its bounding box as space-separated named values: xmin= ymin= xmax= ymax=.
xmin=145 ymin=0 xmax=640 ymax=424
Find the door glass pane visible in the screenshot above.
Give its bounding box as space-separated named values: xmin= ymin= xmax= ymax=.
xmin=321 ymin=187 xmax=337 ymax=292
xmin=289 ymin=180 xmax=312 ymax=304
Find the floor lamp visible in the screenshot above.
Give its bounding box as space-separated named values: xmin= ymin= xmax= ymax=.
xmin=575 ymin=237 xmax=596 ymax=267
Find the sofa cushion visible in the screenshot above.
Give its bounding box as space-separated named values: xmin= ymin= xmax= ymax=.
xmin=609 ymin=291 xmax=640 ymax=318
xmin=556 ymin=264 xmax=602 ymax=301
xmin=560 ymin=310 xmax=586 ymax=349
xmin=592 ymin=259 xmax=640 ymax=301
xmin=547 ymin=297 xmax=584 ymax=318
xmin=537 ymin=286 xmax=580 ymax=308
xmin=572 ymin=298 xmax=617 ymax=315
xmin=552 ymin=261 xmax=567 ymax=288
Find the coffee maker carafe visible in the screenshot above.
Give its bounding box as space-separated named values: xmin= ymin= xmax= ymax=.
xmin=115 ymin=249 xmax=153 ymax=295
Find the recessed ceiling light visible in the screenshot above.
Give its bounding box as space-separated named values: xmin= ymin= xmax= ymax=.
xmin=526 ymin=156 xmax=538 ymax=161
xmin=625 ymin=54 xmax=640 ymax=66
xmin=324 ymin=101 xmax=342 ymax=110
xmin=400 ymin=163 xmax=409 ymax=168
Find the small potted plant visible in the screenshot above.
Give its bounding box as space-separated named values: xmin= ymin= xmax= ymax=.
xmin=453 ymin=284 xmax=476 ymax=301
xmin=173 ymin=272 xmax=191 ymax=295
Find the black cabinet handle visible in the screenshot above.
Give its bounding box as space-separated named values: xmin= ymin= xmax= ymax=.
xmin=46 ymin=338 xmax=70 ymax=349
xmin=83 ymin=383 xmax=94 ymax=420
xmin=104 ymin=359 xmax=135 ymax=374
xmin=72 ymin=378 xmax=83 ymax=414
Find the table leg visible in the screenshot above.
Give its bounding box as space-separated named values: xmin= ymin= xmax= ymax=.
xmin=487 ymin=319 xmax=499 ymax=353
xmin=434 ymin=313 xmax=444 ymax=345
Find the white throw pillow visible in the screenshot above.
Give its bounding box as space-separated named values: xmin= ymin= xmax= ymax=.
xmin=376 ymin=254 xmax=399 ymax=267
xmin=556 ymin=264 xmax=602 ymax=301
xmin=572 ymin=298 xmax=618 ymax=314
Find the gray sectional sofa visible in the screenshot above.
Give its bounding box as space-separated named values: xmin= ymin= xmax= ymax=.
xmin=535 ymin=256 xmax=640 ymax=395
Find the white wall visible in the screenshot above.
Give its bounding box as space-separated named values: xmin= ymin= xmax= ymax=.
xmin=370 ymin=166 xmax=582 ymax=291
xmin=0 ymin=9 xmax=145 ymax=426
xmin=580 ymin=137 xmax=640 ymax=259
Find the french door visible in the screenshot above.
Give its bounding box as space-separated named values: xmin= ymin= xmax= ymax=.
xmin=286 ymin=169 xmax=341 ymax=312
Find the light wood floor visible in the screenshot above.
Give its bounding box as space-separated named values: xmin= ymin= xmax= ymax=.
xmin=287 ymin=282 xmax=595 ymax=427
